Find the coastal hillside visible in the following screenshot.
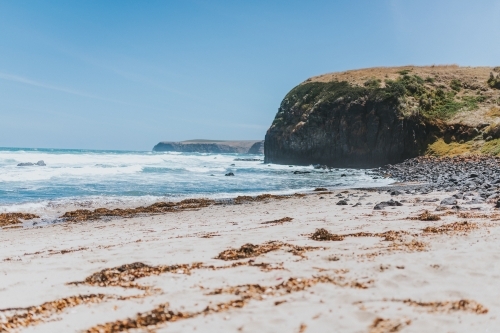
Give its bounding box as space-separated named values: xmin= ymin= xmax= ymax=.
xmin=153 ymin=140 xmax=264 ymax=154
xmin=265 ymin=65 xmax=500 ymax=167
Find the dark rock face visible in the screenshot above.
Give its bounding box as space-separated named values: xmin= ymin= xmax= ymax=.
xmin=265 ymin=94 xmax=432 ymax=167
xmin=264 ymin=77 xmax=478 ymax=168
xmin=248 ymin=141 xmax=264 ymax=154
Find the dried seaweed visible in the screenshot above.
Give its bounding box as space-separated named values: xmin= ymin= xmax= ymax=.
xmin=208 ymin=275 xmax=373 ymax=300
xmin=310 ymin=228 xmax=344 ymax=241
xmin=72 ymin=259 xmax=287 ymax=290
xmin=310 ymin=229 xmax=408 ymax=242
xmin=233 ymin=193 xmax=304 ymax=204
xmin=260 ymin=217 xmax=293 ymax=225
xmin=0 ymin=213 xmax=39 ymax=227
xmin=400 ymin=299 xmax=488 ymax=314
xmin=60 ymin=199 xmax=215 ymax=222
xmin=85 ymin=299 xmax=244 ymax=333
xmin=422 ymin=221 xmax=478 ymax=234
xmin=410 ymin=210 xmax=441 ymax=221
xmin=0 ymin=294 xmax=107 ymax=331
xmin=369 ymin=318 xmax=410 ymax=333
xmin=215 ymin=241 xmax=317 ymax=260
xmin=389 ymin=239 xmax=427 ymax=252
xmin=71 ymin=262 xmax=204 ymax=289
xmin=84 ymin=274 xmax=371 ymax=333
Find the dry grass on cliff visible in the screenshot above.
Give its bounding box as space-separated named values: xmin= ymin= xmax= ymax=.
xmin=305 ymin=65 xmax=500 ymax=126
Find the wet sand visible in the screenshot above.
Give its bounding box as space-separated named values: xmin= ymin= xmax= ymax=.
xmin=1 ymin=189 xmax=500 ymax=332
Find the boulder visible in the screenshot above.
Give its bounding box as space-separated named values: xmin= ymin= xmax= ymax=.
xmin=440 ymin=197 xmax=457 ymax=205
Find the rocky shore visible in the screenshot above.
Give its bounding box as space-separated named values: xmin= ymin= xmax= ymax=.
xmin=374 ymin=156 xmax=500 ymax=201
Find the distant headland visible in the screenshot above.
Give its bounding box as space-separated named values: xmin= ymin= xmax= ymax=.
xmin=153 ymin=139 xmax=264 ymax=154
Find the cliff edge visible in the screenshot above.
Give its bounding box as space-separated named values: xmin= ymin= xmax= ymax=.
xmin=265 ymin=65 xmax=500 ymax=167
xmin=153 ymin=140 xmax=264 ymax=154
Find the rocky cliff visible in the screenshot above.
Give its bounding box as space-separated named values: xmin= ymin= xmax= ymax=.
xmin=153 ymin=140 xmax=264 ymax=154
xmin=265 ymin=65 xmax=500 ymax=168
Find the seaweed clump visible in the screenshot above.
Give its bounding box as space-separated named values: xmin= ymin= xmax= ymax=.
xmin=0 ymin=213 xmax=39 ymax=227
xmin=422 ymin=221 xmax=477 ymax=234
xmin=411 ymin=210 xmax=441 ymax=221
xmin=216 ymin=241 xmax=317 ymax=260
xmin=310 ymin=228 xmax=345 ymax=241
xmin=61 ymin=199 xmax=215 ymax=222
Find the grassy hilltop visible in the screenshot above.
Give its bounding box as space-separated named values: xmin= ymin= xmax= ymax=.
xmin=268 ymin=65 xmax=500 ymax=162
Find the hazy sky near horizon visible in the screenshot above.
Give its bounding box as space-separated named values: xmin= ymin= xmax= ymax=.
xmin=1 ymin=1 xmax=500 ymax=150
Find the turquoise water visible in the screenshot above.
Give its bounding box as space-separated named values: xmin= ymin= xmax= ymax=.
xmin=0 ymin=147 xmax=390 ymax=211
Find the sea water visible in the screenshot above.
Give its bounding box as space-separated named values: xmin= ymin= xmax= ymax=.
xmin=0 ymin=147 xmax=391 ymax=215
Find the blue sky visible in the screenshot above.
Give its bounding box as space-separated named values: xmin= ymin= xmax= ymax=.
xmin=1 ymin=1 xmax=499 ymax=150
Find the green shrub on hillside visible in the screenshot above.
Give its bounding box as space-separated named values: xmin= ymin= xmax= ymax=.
xmin=450 ymin=79 xmax=462 ymax=91
xmin=364 ymin=78 xmax=381 ymax=89
xmin=488 ymin=72 xmax=500 ymax=89
xmin=278 ymin=71 xmax=486 ymax=125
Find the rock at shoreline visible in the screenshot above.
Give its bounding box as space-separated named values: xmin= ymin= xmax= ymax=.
xmin=440 ymin=197 xmax=458 ymax=206
xmin=374 ymin=199 xmax=402 ymax=210
xmin=234 ymin=158 xmax=262 ymax=162
xmin=17 ymin=160 xmax=45 ymax=167
xmin=225 ymin=172 xmax=235 ymax=176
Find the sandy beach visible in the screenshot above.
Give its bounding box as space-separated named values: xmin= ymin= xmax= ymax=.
xmin=1 ymin=188 xmax=499 ymax=333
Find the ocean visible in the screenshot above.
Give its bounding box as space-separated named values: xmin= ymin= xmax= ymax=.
xmin=0 ymin=147 xmax=391 ymax=215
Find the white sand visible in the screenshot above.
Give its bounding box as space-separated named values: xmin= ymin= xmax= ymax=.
xmin=1 ymin=190 xmax=500 ymax=333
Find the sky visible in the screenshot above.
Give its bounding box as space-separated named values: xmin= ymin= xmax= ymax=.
xmin=1 ymin=1 xmax=499 ymax=151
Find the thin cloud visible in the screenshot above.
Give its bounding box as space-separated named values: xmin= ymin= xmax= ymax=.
xmin=0 ymin=72 xmax=127 ymax=105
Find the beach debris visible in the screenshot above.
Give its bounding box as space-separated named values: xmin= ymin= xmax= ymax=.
xmin=208 ymin=276 xmax=372 ymax=300
xmin=369 ymin=317 xmax=410 ymax=333
xmin=373 ymin=199 xmax=402 ymax=210
xmin=85 ymin=302 xmax=198 ymax=333
xmin=0 ymin=294 xmax=108 ymax=331
xmin=0 ymin=213 xmax=39 ymax=227
xmin=398 ymin=298 xmax=488 ymax=314
xmin=83 ymin=274 xmax=372 ymax=332
xmin=215 ymin=241 xmax=317 ymax=260
xmin=369 ymin=317 xmax=411 ymax=333
xmin=60 ymin=198 xmax=215 ymax=222
xmin=72 ymin=262 xmax=204 ymax=289
xmin=260 ymin=217 xmax=293 ymax=225
xmin=310 ymin=228 xmax=344 ymax=241
xmin=336 ymin=200 xmax=348 ymax=205
xmin=410 ymin=210 xmax=441 ymax=221
xmin=73 ymin=259 xmax=286 ymax=290
xmin=310 ymin=229 xmax=408 ymax=242
xmin=314 ymin=187 xmax=327 ymax=191
xmin=422 ymin=221 xmax=477 ymax=234
xmin=233 ymin=193 xmax=304 ymax=204
xmin=388 ymin=239 xmax=427 ymax=252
